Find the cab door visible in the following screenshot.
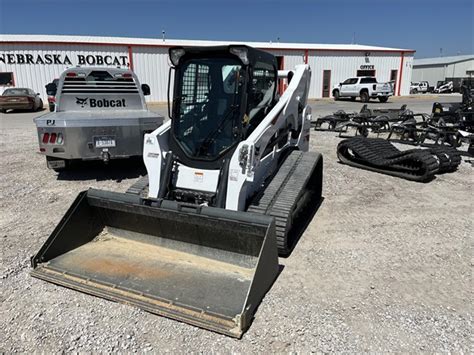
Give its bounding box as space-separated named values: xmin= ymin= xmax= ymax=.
xmin=339 ymin=78 xmax=353 ymax=96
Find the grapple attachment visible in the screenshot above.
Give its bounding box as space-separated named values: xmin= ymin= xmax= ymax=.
xmin=31 ymin=189 xmax=279 ymax=338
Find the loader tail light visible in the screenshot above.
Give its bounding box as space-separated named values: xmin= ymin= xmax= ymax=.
xmin=123 ymin=73 xmax=132 ymax=78
xmin=42 ymin=133 xmax=50 ymax=143
xmin=56 ymin=133 xmax=64 ymax=144
xmin=49 ymin=133 xmax=57 ymax=144
xmin=66 ymin=72 xmax=77 ymax=77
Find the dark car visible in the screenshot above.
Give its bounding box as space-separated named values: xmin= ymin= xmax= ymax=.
xmin=0 ymin=88 xmax=43 ymax=113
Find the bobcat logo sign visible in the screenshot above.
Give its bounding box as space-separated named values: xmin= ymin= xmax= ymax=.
xmin=75 ymin=97 xmax=127 ymax=108
xmin=76 ymin=97 xmax=89 ymax=107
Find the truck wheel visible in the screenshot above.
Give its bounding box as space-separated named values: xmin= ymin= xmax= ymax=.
xmin=378 ymin=96 xmax=388 ymax=103
xmin=0 ymin=109 xmax=5 ymax=114
xmin=360 ymin=91 xmax=370 ymax=103
xmin=333 ymin=90 xmax=340 ymax=101
xmin=350 ymin=97 xmax=356 ymax=101
xmin=412 ymin=89 xmax=418 ymax=94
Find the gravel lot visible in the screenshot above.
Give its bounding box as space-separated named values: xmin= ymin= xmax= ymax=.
xmin=0 ymin=95 xmax=472 ymax=352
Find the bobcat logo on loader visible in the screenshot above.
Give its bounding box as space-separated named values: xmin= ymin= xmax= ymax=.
xmin=76 ymin=97 xmax=89 ymax=108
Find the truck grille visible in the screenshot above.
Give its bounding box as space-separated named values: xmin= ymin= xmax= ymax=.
xmin=61 ymin=77 xmax=139 ymax=94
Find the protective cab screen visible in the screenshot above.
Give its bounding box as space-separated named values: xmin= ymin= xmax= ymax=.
xmin=174 ymin=58 xmax=243 ymax=160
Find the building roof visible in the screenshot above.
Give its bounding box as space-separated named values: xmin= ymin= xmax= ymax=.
xmin=413 ymin=54 xmax=474 ymax=66
xmin=0 ymin=34 xmax=415 ymax=53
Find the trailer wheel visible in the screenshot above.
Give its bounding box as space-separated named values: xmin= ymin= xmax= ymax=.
xmin=378 ymin=96 xmax=388 ymax=103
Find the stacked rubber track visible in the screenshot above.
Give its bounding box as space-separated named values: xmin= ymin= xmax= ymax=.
xmin=337 ymin=138 xmax=461 ymax=182
xmin=248 ymin=150 xmax=323 ymax=255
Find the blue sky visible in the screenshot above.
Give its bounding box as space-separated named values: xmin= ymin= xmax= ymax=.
xmin=0 ymin=0 xmax=472 ymax=58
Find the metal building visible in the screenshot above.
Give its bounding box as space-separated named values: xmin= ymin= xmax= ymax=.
xmin=0 ymin=34 xmax=415 ymax=102
xmin=411 ymin=54 xmax=474 ymax=89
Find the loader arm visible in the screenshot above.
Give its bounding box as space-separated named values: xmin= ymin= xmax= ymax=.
xmin=225 ymin=64 xmax=312 ymax=210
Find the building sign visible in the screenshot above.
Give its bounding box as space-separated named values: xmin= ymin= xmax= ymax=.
xmin=360 ymin=64 xmax=375 ymax=70
xmin=0 ymin=53 xmax=129 ymax=66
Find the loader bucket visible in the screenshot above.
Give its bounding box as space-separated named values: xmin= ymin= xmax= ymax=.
xmin=31 ymin=189 xmax=279 ymax=338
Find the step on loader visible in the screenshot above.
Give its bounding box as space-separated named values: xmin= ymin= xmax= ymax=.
xmin=31 ymin=45 xmax=323 ymax=338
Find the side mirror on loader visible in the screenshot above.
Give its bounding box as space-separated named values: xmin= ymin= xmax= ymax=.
xmin=45 ymin=82 xmax=57 ymax=96
xmin=141 ymin=84 xmax=151 ymax=96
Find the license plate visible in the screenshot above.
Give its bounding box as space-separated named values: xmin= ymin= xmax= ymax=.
xmin=95 ymin=136 xmax=116 ymax=148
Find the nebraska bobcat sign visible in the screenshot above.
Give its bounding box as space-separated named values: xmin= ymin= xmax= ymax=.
xmin=0 ymin=53 xmax=129 ymax=66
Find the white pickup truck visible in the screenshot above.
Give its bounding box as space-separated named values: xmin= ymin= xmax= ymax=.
xmin=332 ymin=77 xmax=393 ymax=103
xmin=410 ymin=81 xmax=430 ymax=94
xmin=35 ymin=67 xmax=164 ymax=170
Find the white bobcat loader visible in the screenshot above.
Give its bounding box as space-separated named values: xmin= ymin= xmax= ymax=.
xmin=31 ymin=46 xmax=323 ymax=338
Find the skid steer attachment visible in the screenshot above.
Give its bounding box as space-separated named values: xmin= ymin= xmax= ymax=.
xmin=31 ymin=189 xmax=279 ymax=338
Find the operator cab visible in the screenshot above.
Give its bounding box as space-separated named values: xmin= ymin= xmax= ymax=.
xmin=169 ymin=45 xmax=278 ymax=169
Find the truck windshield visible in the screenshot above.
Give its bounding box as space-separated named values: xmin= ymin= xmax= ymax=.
xmin=174 ymin=57 xmax=244 ymax=160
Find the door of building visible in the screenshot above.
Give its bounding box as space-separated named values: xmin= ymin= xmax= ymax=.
xmin=390 ymin=69 xmax=398 ymax=95
xmin=276 ymin=56 xmax=284 ymax=95
xmin=322 ymin=70 xmax=331 ymax=97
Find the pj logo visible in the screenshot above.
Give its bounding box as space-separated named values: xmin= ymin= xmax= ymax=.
xmin=76 ymin=97 xmax=88 ymax=107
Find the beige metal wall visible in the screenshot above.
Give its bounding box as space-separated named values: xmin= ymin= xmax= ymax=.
xmin=307 ymin=50 xmax=413 ymax=98
xmin=0 ymin=42 xmax=413 ymax=102
xmin=412 ymin=59 xmax=474 ymax=86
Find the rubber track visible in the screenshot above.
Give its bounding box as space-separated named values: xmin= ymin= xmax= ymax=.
xmin=337 ymin=138 xmax=439 ymax=182
xmin=126 ymin=175 xmax=149 ymax=196
xmin=248 ymin=150 xmax=321 ymax=255
xmin=426 ymin=145 xmax=461 ymax=173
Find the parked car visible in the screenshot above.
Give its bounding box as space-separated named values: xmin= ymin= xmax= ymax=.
xmin=0 ymin=88 xmax=43 ymax=113
xmin=434 ymin=81 xmax=454 ymax=93
xmin=46 ymin=78 xmax=59 ymax=112
xmin=410 ymin=81 xmax=430 ymax=94
xmin=332 ymin=77 xmax=393 ymax=103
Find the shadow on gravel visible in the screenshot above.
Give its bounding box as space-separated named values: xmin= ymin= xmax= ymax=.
xmin=56 ymin=158 xmax=146 ymax=182
xmin=284 ymin=196 xmax=325 ymax=258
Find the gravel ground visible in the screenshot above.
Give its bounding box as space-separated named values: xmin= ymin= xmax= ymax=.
xmin=0 ymin=96 xmax=472 ymax=352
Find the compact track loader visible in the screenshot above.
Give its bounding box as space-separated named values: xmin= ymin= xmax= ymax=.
xmin=31 ymin=46 xmax=323 ymax=338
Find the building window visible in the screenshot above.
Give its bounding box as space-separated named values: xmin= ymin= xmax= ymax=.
xmin=357 ymin=70 xmax=375 ymax=77
xmin=0 ymin=72 xmax=14 ymax=86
